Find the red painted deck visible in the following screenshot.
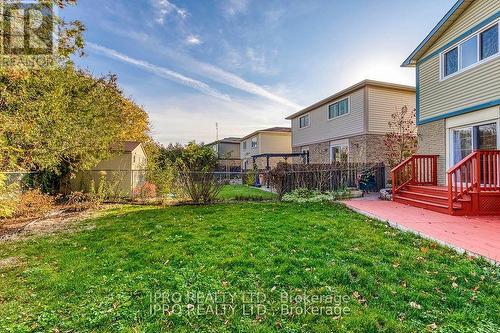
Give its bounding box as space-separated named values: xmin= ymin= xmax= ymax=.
xmin=342 ymin=196 xmax=500 ymax=263
xmin=392 ymin=152 xmax=500 ymax=215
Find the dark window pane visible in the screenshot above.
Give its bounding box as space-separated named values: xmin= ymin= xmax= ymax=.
xmin=477 ymin=123 xmax=497 ymax=150
xmin=460 ymin=36 xmax=477 ymax=68
xmin=445 ymin=47 xmax=458 ymax=76
xmin=480 ymin=24 xmax=498 ymax=60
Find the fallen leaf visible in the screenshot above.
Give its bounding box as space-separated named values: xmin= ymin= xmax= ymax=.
xmin=409 ymin=301 xmax=421 ymax=309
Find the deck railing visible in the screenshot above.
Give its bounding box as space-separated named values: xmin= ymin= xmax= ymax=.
xmin=391 ymin=155 xmax=438 ymax=195
xmin=447 ymin=150 xmax=500 ymax=213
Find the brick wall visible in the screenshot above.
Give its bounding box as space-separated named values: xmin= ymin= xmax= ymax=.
xmin=349 ymin=134 xmax=386 ymax=164
xmin=417 ymin=119 xmax=446 ymax=185
xmin=295 ymin=134 xmax=387 ymax=165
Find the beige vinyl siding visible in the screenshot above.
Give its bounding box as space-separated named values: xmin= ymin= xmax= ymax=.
xmin=291 ymin=88 xmax=365 ymax=147
xmin=367 ymin=86 xmax=416 ymax=133
xmin=259 ymin=133 xmax=292 ymax=154
xmin=419 ymin=49 xmax=500 ymax=121
xmin=421 ymin=0 xmax=500 ymax=59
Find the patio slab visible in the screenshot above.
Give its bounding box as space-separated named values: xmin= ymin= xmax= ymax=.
xmin=342 ymin=196 xmax=500 ymax=264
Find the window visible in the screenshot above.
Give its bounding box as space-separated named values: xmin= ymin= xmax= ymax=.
xmin=299 ymin=114 xmax=310 ymax=128
xmin=442 ymin=21 xmax=499 ymax=78
xmin=251 ymin=137 xmax=258 ymax=148
xmin=450 ymin=122 xmax=498 ymax=165
xmin=330 ymin=144 xmax=348 ymax=163
xmin=242 ymin=141 xmax=247 ymax=150
xmin=328 ymin=98 xmax=349 ymax=119
xmin=444 ymin=47 xmax=458 ymax=76
xmin=460 ymin=36 xmax=477 ymax=68
xmin=480 ymin=24 xmax=498 ymax=60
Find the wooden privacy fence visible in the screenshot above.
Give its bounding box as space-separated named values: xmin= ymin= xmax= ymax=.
xmin=268 ymin=163 xmax=385 ymax=194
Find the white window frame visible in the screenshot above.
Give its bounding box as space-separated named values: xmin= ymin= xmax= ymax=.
xmin=329 ymin=143 xmax=349 ymax=163
xmin=251 ymin=136 xmax=258 ymax=148
xmin=242 ymin=141 xmax=247 ymax=150
xmin=440 ymin=20 xmax=500 ymax=81
xmin=327 ymin=97 xmax=351 ymax=120
xmin=447 ymin=119 xmax=500 ymax=169
xmin=298 ymin=114 xmax=310 ymax=129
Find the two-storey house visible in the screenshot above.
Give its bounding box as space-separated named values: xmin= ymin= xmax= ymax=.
xmin=207 ymin=137 xmax=242 ymax=171
xmin=396 ymin=0 xmax=500 ymax=215
xmin=240 ymin=127 xmax=292 ymax=170
xmin=286 ymin=80 xmax=416 ymax=164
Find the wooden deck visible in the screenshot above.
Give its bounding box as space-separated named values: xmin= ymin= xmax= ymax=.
xmin=392 ymin=151 xmax=500 ymax=216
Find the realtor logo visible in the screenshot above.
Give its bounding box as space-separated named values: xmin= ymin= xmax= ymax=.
xmin=0 ymin=0 xmax=55 ymax=61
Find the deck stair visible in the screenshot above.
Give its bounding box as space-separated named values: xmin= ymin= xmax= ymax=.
xmin=394 ymin=185 xmax=469 ymax=215
xmin=391 ymin=151 xmax=500 ymax=216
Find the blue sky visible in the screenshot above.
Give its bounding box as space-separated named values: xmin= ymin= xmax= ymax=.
xmin=63 ymin=0 xmax=455 ymax=144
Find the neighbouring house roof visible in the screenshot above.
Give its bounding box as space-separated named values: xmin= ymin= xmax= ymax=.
xmin=241 ymin=127 xmax=291 ymax=140
xmin=207 ymin=137 xmax=242 ymax=146
xmin=402 ymin=0 xmax=474 ymax=67
xmin=285 ymin=80 xmax=415 ymax=120
xmin=110 ymin=141 xmax=142 ymax=153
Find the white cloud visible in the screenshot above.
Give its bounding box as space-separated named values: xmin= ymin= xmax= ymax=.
xmin=178 ymin=55 xmax=302 ymax=109
xmin=87 ymin=42 xmax=231 ymax=102
xmin=153 ymin=0 xmax=187 ymax=24
xmin=224 ymin=0 xmax=250 ymax=16
xmin=97 ymin=25 xmax=301 ymax=109
xmin=185 ymin=35 xmax=201 ymax=45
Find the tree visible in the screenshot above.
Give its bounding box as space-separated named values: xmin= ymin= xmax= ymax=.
xmin=384 ymin=106 xmax=418 ymax=169
xmin=0 ymin=66 xmax=151 ymax=192
xmin=175 ymin=142 xmax=222 ymax=203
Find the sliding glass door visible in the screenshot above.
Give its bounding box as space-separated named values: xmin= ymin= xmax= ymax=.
xmin=450 ymin=122 xmax=498 ymax=165
xmin=452 ymin=128 xmax=472 ymax=164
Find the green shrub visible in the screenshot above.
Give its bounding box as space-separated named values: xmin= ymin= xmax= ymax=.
xmin=282 ymin=187 xmax=352 ymax=203
xmin=244 ymin=170 xmax=257 ymax=186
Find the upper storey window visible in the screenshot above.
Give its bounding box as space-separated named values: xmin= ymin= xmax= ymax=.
xmin=251 ymin=137 xmax=258 ymax=148
xmin=441 ymin=21 xmax=499 ymax=79
xmin=481 ymin=24 xmax=498 ymax=60
xmin=299 ymin=114 xmax=310 ymax=128
xmin=328 ymin=98 xmax=349 ymax=119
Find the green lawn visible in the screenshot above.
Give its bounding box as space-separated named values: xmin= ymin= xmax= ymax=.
xmin=0 ymin=202 xmax=498 ymax=332
xmin=217 ymin=184 xmax=276 ymax=201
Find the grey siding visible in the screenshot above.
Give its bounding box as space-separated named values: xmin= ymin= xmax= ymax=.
xmin=218 ymin=142 xmax=240 ymax=159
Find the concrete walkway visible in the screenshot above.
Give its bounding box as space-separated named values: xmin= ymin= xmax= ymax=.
xmin=342 ymin=196 xmax=500 ymax=264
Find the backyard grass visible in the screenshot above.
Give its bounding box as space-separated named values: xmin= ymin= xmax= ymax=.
xmin=0 ymin=202 xmax=498 ymax=332
xmin=217 ymin=184 xmax=276 ymax=201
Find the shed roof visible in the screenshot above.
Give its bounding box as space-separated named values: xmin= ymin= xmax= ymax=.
xmin=110 ymin=141 xmax=142 ymax=153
